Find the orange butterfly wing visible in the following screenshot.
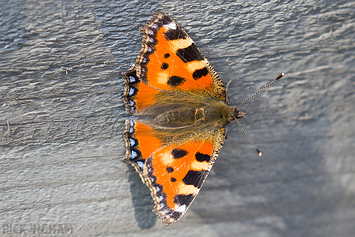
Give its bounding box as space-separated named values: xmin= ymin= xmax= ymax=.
xmin=124 ymin=119 xmax=225 ymax=225
xmin=145 ymin=128 xmax=225 ymax=225
xmin=137 ymin=12 xmax=226 ymax=100
xmin=122 ymin=11 xmax=236 ymax=225
xmin=122 ymin=11 xmax=226 ymax=115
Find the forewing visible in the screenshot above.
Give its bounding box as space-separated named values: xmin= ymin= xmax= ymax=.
xmin=124 ymin=11 xmax=226 ymax=104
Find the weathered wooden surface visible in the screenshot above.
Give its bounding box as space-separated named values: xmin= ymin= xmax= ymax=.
xmin=1 ymin=0 xmax=354 ymax=236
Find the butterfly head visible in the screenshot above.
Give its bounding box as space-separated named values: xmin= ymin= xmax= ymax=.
xmin=228 ymin=106 xmax=245 ymax=122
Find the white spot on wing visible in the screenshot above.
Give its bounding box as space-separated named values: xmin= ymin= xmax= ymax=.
xmin=129 ymin=138 xmax=136 ymax=147
xmin=137 ymin=161 xmax=144 ymax=170
xmin=175 ymin=204 xmax=186 ymax=213
xmin=164 ymin=22 xmax=177 ymax=30
xmin=131 ymin=150 xmax=137 ymax=159
xmin=129 ymin=87 xmax=135 ymax=96
xmin=129 ymin=75 xmax=136 ymax=83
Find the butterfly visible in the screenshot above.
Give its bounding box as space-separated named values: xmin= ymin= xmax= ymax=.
xmin=121 ymin=11 xmax=277 ymax=226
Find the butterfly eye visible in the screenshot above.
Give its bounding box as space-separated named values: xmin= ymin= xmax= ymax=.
xmin=231 ymin=107 xmax=245 ymax=119
xmin=228 ymin=116 xmax=236 ymax=122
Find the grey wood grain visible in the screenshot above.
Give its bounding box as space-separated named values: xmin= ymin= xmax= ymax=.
xmin=1 ymin=0 xmax=354 ymax=236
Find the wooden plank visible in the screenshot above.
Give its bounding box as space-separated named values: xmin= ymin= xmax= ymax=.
xmin=1 ymin=0 xmax=354 ymax=236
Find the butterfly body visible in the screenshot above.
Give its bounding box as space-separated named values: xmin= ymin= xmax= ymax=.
xmin=136 ymin=93 xmax=241 ymax=128
xmin=122 ymin=12 xmax=244 ymax=225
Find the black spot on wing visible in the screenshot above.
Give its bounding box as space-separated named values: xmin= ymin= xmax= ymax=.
xmin=176 ymin=43 xmax=204 ymax=63
xmin=195 ymin=152 xmax=211 ymax=162
xmin=167 ymin=76 xmax=185 ymax=87
xmin=164 ymin=28 xmax=188 ymax=40
xmin=170 ymin=177 xmax=177 ymax=182
xmin=171 ymin=148 xmax=188 ymax=159
xmin=166 ymin=166 xmax=174 ymax=173
xmin=170 ymin=211 xmax=182 ymax=220
xmin=174 ymin=194 xmax=194 ymax=206
xmin=161 ymin=62 xmax=169 ymax=70
xmin=164 ymin=53 xmax=170 ymax=58
xmin=182 ymin=170 xmax=207 ymax=188
xmin=192 ymin=67 xmax=208 ymax=80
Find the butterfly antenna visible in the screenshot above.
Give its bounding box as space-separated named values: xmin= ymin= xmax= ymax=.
xmin=225 ymin=78 xmax=237 ymax=104
xmin=237 ymin=73 xmax=284 ymax=109
xmin=235 ymin=118 xmax=262 ymax=156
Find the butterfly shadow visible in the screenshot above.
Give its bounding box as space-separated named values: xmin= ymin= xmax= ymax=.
xmin=126 ymin=163 xmax=157 ymax=229
xmin=192 ymin=131 xmax=348 ymax=235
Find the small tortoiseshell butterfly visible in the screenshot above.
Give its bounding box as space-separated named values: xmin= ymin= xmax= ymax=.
xmin=121 ymin=11 xmax=282 ymax=226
